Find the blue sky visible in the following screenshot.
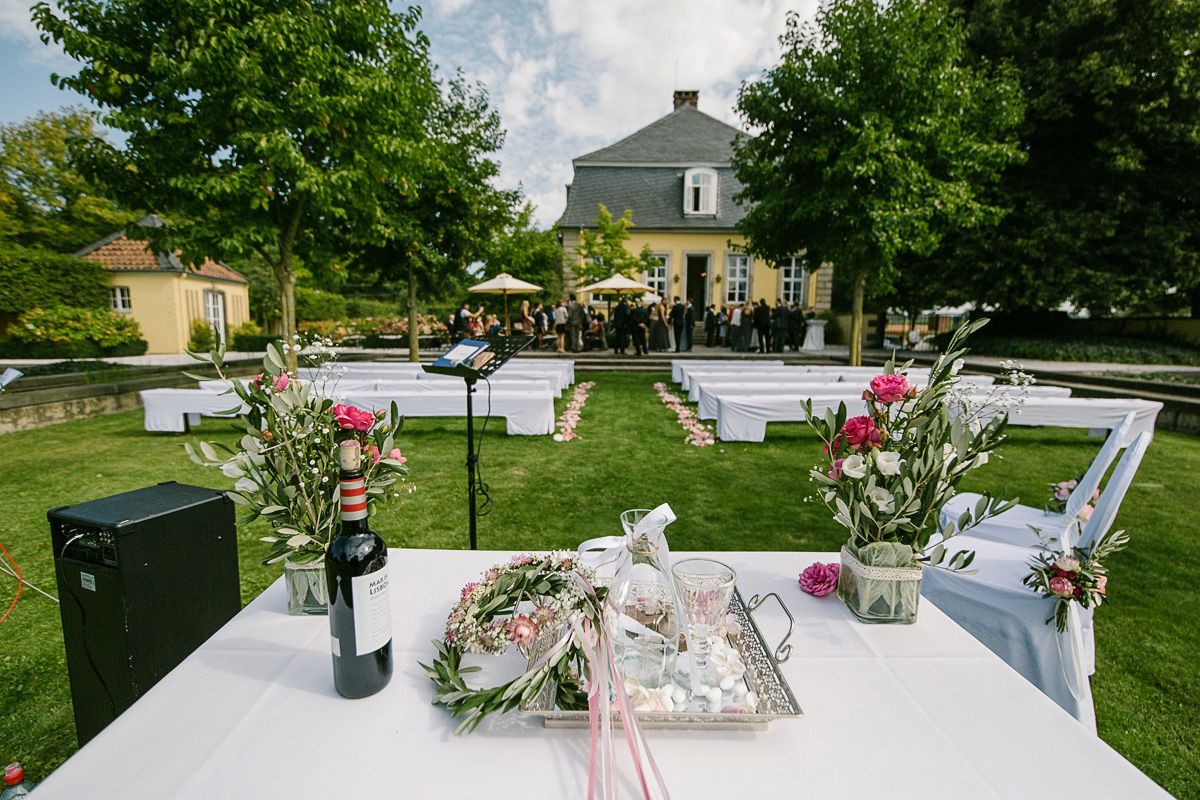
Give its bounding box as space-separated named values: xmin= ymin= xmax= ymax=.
xmin=0 ymin=0 xmax=815 ymax=227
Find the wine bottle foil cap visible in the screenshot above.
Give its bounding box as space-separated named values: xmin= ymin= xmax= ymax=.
xmin=5 ymin=763 xmax=24 ymax=786
xmin=339 ymin=440 xmax=361 ymax=470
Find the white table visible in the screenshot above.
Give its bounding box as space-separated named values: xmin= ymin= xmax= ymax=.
xmin=33 ymin=550 xmax=1168 ymax=799
xmin=343 ymin=389 xmax=555 ymax=436
xmin=716 ymin=392 xmax=1147 ymax=444
xmin=140 ymin=388 xmax=247 ymax=433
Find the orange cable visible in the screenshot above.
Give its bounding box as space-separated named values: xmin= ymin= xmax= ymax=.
xmin=0 ymin=539 xmax=22 ymax=624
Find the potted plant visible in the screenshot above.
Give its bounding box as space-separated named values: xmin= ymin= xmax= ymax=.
xmin=806 ymin=319 xmax=1025 ymax=623
xmin=185 ymin=337 xmax=409 ymax=614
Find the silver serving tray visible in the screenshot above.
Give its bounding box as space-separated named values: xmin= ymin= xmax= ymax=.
xmin=521 ymin=589 xmax=802 ymax=730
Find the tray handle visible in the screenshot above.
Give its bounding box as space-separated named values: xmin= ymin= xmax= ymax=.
xmin=746 ymin=592 xmax=794 ymax=663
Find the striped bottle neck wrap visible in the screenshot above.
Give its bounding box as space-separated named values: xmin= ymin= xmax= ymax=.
xmin=340 ymin=474 xmax=367 ymax=521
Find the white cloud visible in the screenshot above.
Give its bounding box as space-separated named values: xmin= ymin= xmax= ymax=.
xmin=424 ymin=0 xmax=818 ymax=227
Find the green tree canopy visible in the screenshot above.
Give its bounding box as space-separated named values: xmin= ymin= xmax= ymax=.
xmin=930 ymin=0 xmax=1200 ymax=316
xmin=0 ymin=108 xmax=136 ymax=252
xmin=483 ymin=202 xmax=563 ymax=301
xmin=733 ymin=0 xmax=1024 ymax=363
xmin=34 ymin=0 xmax=443 ymax=365
xmin=575 ymin=204 xmax=657 ymax=288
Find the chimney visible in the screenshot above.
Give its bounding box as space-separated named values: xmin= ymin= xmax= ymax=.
xmin=673 ymin=90 xmax=699 ymax=110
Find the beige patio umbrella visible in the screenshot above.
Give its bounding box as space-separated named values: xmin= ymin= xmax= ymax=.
xmin=468 ymin=272 xmax=543 ymax=334
xmin=576 ymin=274 xmax=655 ymax=321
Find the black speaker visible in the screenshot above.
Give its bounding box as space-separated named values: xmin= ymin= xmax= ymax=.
xmin=49 ymin=482 xmax=240 ymax=745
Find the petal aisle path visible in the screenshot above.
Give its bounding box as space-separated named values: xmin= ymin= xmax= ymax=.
xmin=653 ymin=382 xmax=716 ymax=447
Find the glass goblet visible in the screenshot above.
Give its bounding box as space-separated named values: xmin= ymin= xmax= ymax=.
xmin=671 ymin=558 xmax=736 ymax=678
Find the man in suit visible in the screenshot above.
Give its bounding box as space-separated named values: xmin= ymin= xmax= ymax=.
xmin=669 ymin=297 xmax=685 ymax=353
xmin=683 ymin=299 xmax=696 ymax=351
xmin=611 ymin=297 xmax=629 ymax=354
xmin=567 ymin=293 xmax=585 ymax=353
xmin=630 ymin=301 xmax=650 ymax=356
xmin=753 ymin=298 xmax=771 ymax=353
xmin=771 ymin=299 xmax=788 ymax=353
xmin=704 ymin=304 xmax=718 ymax=347
xmin=787 ymin=302 xmax=804 ymax=351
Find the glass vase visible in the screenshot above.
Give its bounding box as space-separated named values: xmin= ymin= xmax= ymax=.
xmin=285 ymin=557 xmax=328 ymax=616
xmin=836 ymin=547 xmax=922 ymax=624
xmin=611 ymin=509 xmax=681 ymax=689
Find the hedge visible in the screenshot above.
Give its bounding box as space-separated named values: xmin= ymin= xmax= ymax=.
xmin=0 ymin=338 xmax=147 ymax=358
xmin=0 ymin=244 xmax=111 ymax=314
xmin=295 ymin=288 xmax=348 ymax=321
xmin=952 ymin=335 xmax=1200 ymax=367
xmin=2 ymin=306 xmax=147 ymax=358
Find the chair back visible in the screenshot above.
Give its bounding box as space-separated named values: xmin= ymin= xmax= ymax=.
xmin=1073 ymin=431 xmax=1151 ymax=551
xmin=1066 ymin=412 xmax=1136 ymax=520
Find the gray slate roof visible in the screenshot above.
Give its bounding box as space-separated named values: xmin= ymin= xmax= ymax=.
xmin=557 ymin=105 xmax=752 ymax=231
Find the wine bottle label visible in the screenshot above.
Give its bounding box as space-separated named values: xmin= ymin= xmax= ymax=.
xmin=351 ymin=567 xmax=391 ymax=656
xmin=340 ymin=476 xmax=367 ymax=521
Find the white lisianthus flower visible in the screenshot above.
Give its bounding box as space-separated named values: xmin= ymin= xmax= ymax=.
xmin=875 ymin=451 xmax=903 ymax=476
xmin=867 ymin=486 xmax=895 ymax=514
xmin=841 ymin=454 xmax=868 ymax=479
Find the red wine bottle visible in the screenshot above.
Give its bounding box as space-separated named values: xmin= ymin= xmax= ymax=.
xmin=326 ymin=440 xmax=392 ymax=698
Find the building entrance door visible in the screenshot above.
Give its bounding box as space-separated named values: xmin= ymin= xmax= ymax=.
xmin=685 ymin=254 xmax=709 ymax=310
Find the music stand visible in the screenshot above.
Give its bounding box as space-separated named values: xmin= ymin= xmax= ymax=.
xmin=424 ymin=335 xmax=536 ymax=549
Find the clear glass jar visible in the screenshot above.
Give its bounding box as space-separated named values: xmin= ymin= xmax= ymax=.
xmin=836 ymin=547 xmax=922 ymax=624
xmin=284 ymin=557 xmax=328 ymax=616
xmin=611 ymin=509 xmax=680 ymax=689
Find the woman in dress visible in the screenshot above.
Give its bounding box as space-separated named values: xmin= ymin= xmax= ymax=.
xmin=554 ymin=300 xmax=568 ymax=352
xmin=650 ymin=302 xmax=670 ymax=352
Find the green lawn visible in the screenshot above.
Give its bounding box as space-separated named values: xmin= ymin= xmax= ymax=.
xmin=1 ymin=371 xmax=1197 ymax=796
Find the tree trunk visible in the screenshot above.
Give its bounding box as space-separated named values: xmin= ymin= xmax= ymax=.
xmin=849 ymin=268 xmax=865 ymax=366
xmin=276 ymin=264 xmax=297 ymax=372
xmin=407 ymin=261 xmax=419 ymax=363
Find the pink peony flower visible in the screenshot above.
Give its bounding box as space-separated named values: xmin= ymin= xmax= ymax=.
xmin=506 ymin=615 xmax=538 ymax=648
xmin=828 ymin=458 xmax=845 ymax=480
xmin=332 ymin=403 xmax=375 ymax=432
xmin=1055 ymin=556 xmax=1081 ymax=573
xmin=1049 ymin=576 xmax=1075 ymax=598
xmin=840 ymin=416 xmax=882 ymax=451
xmin=1096 ymin=575 xmax=1107 ymax=596
xmin=869 ymin=373 xmax=910 ymax=404
xmin=273 ymin=373 xmax=290 ymax=392
xmin=799 ymin=562 xmax=840 ymax=597
xmin=387 ymin=448 xmax=407 ymax=464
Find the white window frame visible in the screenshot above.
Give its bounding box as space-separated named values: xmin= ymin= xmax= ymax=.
xmin=110 ymin=286 xmax=132 ymax=312
xmin=725 ymin=254 xmax=750 ymax=305
xmin=779 ymin=256 xmax=808 ymax=305
xmin=683 ymin=167 xmax=718 ymax=215
xmin=203 ymin=289 xmax=227 ymax=346
xmin=643 ymin=253 xmax=669 ymax=298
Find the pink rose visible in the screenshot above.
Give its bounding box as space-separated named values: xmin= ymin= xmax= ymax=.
xmin=273 ymin=372 xmax=290 ymax=391
xmin=332 ymin=404 xmax=374 ymax=432
xmin=250 ymin=373 xmax=264 ymax=387
xmin=828 ymin=458 xmax=845 ymax=480
xmin=1096 ymin=575 xmax=1107 ymax=596
xmin=839 ymin=416 xmax=882 ymax=451
xmin=869 ymin=373 xmax=910 ymax=404
xmin=387 ymin=448 xmax=407 ymax=464
xmin=1049 ymin=576 xmax=1075 ymax=598
xmin=1066 ymin=479 xmax=1078 ymax=489
xmin=1054 ymin=487 xmax=1070 ymax=501
xmin=365 ymin=444 xmax=381 ymax=463
xmin=506 ymin=615 xmax=538 ymax=648
xmin=1077 ymin=504 xmax=1094 ymax=522
xmin=799 ymin=562 xmax=840 ymax=597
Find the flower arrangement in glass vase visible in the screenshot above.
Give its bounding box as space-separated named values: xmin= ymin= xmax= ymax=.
xmin=1023 ymin=526 xmax=1129 ymax=632
xmin=806 ymin=319 xmax=1028 ymax=623
xmin=184 ymin=337 xmax=409 ymax=614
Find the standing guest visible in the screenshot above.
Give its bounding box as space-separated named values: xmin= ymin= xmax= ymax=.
xmin=684 ymin=299 xmax=697 ymax=351
xmin=650 ymin=301 xmax=670 ymax=352
xmin=669 ymin=296 xmax=686 ymax=353
xmin=455 ymin=301 xmax=483 ymax=340
xmin=753 ymin=298 xmax=771 ymax=353
xmin=742 ymin=301 xmax=757 ymax=352
xmin=771 ymin=299 xmax=787 ymax=353
xmin=532 ymin=302 xmax=547 ymax=348
xmin=567 ymin=293 xmax=585 ymax=353
xmin=554 ymin=301 xmax=569 ymax=352
xmin=786 ymin=302 xmax=802 ymax=350
xmin=611 ymin=297 xmax=630 ymax=354
xmin=704 ymin=304 xmax=718 ymax=347
xmin=718 ymin=305 xmax=729 ymax=346
xmin=630 ymin=301 xmax=650 ymax=356
xmin=729 ymin=304 xmax=743 ymax=351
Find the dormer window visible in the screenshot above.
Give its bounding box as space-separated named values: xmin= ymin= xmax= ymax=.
xmin=683 ymin=167 xmax=717 ymax=215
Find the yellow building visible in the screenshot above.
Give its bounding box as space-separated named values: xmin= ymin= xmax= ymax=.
xmin=557 ymin=91 xmax=833 ymax=311
xmin=76 ymin=218 xmax=250 ymax=354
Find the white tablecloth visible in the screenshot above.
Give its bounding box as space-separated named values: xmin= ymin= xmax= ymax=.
xmin=33 ymin=550 xmax=1168 ymax=799
xmin=335 ymin=359 xmax=575 ymax=385
xmin=140 ymin=389 xmax=247 ymax=433
xmin=671 ymin=359 xmax=784 ymax=383
xmin=716 ymin=393 xmax=1153 ymax=443
xmin=342 ymin=389 xmax=554 ymax=436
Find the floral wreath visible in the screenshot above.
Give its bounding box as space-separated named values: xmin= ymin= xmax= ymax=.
xmin=421 ymin=553 xmax=608 ymax=734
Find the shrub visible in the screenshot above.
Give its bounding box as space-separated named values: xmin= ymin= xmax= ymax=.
xmin=294 ymin=287 xmax=347 ymax=321
xmin=230 ymin=334 xmax=276 ymax=352
xmin=1 ymin=306 xmax=147 ymax=357
xmin=345 ymin=297 xmax=397 ymax=318
xmin=0 ymin=244 xmax=111 ymax=314
xmin=231 ymin=320 xmax=263 ymax=338
xmin=188 ymin=318 xmax=215 ymax=352
xmin=951 ymin=335 xmax=1200 ymax=367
